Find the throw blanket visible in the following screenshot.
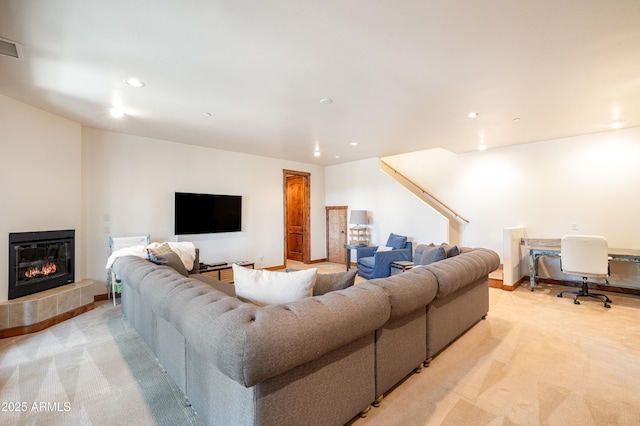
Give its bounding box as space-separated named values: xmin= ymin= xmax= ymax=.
xmin=106 ymin=241 xmax=196 ymax=270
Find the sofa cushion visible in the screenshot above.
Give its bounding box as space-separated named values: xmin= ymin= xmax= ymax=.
xmin=149 ymin=250 xmax=189 ymax=277
xmin=192 ymin=273 xmax=237 ymax=297
xmin=376 ymin=245 xmax=393 ymax=252
xmin=424 ymin=248 xmax=500 ymax=298
xmin=440 ymin=243 xmax=460 ymax=258
xmin=233 ymin=265 xmax=317 ymax=306
xmin=313 ymin=269 xmax=358 ymax=296
xmin=147 ymin=242 xmax=172 ymax=256
xmin=386 ymin=233 xmax=408 ymax=249
xmin=285 ymin=269 xmax=358 ymax=296
xmin=181 ymin=281 xmax=391 ymax=387
xmin=359 ymin=256 xmax=375 ymax=268
xmin=145 ymin=241 xmax=197 ymax=271
xmin=419 ymin=245 xmax=446 ymax=265
xmin=112 ymin=255 xmax=160 ymax=293
xmin=368 ymin=267 xmax=438 ymax=320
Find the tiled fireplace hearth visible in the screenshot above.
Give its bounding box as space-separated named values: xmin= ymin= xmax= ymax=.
xmin=0 ymin=279 xmax=98 ymax=338
xmin=2 ymin=229 xmax=101 ymax=338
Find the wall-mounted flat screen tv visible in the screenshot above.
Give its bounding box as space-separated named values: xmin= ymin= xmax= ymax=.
xmin=175 ymin=192 xmax=242 ymax=235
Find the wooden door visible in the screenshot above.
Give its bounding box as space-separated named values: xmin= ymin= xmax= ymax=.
xmin=284 ymin=170 xmax=310 ymax=263
xmin=326 ymin=206 xmax=348 ymax=263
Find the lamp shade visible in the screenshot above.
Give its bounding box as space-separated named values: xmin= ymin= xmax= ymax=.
xmin=349 ymin=210 xmax=369 ymax=225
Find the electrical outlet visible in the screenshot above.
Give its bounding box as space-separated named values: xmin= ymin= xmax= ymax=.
xmin=571 ymin=223 xmax=578 ymax=230
xmin=103 ymin=225 xmax=110 ymax=234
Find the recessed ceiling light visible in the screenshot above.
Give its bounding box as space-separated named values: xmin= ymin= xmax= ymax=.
xmin=478 ymin=144 xmax=487 ymax=151
xmin=203 ymin=112 xmax=212 ymax=117
xmin=313 ymin=151 xmax=321 ymax=157
xmin=610 ymin=120 xmax=623 ymax=129
xmin=335 ymin=155 xmax=341 ymax=159
xmin=512 ymin=117 xmax=521 ymax=122
xmin=125 ymin=78 xmax=145 ymax=88
xmin=110 ymin=107 xmax=125 ymax=118
xmin=320 ymin=98 xmax=333 ymax=104
xmin=350 ymin=141 xmax=358 ymax=146
xmin=612 ymin=108 xmax=621 ymax=120
xmin=468 ymin=112 xmax=479 ymax=118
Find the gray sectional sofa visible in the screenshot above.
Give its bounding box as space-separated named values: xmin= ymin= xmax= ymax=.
xmin=112 ymin=246 xmax=499 ymax=426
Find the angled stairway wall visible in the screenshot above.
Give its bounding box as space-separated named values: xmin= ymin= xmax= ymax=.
xmin=379 ymin=159 xmax=469 ymax=246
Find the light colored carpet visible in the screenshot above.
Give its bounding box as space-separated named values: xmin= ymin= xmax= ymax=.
xmin=0 ymin=300 xmax=202 ymax=426
xmin=354 ymin=282 xmax=640 ymax=426
xmin=1 ymin=263 xmax=639 ymax=425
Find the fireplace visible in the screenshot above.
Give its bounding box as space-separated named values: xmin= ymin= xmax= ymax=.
xmin=9 ymin=230 xmax=75 ymax=300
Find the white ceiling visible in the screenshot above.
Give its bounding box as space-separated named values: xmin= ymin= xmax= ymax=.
xmin=1 ymin=0 xmax=639 ymax=165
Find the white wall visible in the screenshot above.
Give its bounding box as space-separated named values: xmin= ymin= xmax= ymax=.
xmin=325 ymin=158 xmax=448 ymax=250
xmin=381 ymin=128 xmax=640 ymax=285
xmin=5 ymin=89 xmax=639 ymax=296
xmin=82 ymin=128 xmax=326 ymax=283
xmin=0 ymin=94 xmax=82 ymax=302
xmin=326 ymin=128 xmax=640 ymax=285
xmin=383 ymin=128 xmax=640 ymax=256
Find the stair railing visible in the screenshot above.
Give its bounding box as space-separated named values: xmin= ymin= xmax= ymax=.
xmin=379 ymin=159 xmax=469 ymax=224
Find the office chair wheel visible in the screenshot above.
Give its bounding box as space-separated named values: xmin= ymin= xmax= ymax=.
xmin=574 ymin=299 xmax=580 ymax=305
xmin=604 ymin=303 xmax=611 ymax=309
xmin=557 ymin=293 xmax=563 ymax=298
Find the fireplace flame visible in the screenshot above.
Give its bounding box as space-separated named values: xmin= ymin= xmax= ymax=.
xmin=25 ymin=262 xmax=57 ymax=279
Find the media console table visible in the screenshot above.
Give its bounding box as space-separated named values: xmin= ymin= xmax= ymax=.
xmin=523 ymin=238 xmax=640 ymax=291
xmin=200 ymin=261 xmax=254 ymax=283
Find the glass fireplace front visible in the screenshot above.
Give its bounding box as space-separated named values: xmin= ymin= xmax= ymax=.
xmin=8 ymin=230 xmax=75 ymax=300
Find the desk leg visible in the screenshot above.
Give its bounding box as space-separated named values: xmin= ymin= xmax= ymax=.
xmin=346 ymin=249 xmax=351 ymax=271
xmin=529 ymin=251 xmax=536 ymax=291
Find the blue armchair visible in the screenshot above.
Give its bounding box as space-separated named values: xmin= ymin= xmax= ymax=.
xmin=356 ymin=233 xmax=413 ymax=279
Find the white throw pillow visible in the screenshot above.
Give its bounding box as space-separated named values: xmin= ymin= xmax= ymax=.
xmin=233 ymin=264 xmax=317 ymax=306
xmin=376 ymin=245 xmax=393 ymax=252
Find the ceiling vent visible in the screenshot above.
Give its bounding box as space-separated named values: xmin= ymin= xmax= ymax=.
xmin=0 ymin=37 xmax=23 ymax=60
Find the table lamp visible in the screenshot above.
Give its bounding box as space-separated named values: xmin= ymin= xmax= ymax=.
xmin=349 ymin=210 xmax=369 ymax=245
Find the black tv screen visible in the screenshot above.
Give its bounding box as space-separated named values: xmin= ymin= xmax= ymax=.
xmin=175 ymin=192 xmax=242 ymax=235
